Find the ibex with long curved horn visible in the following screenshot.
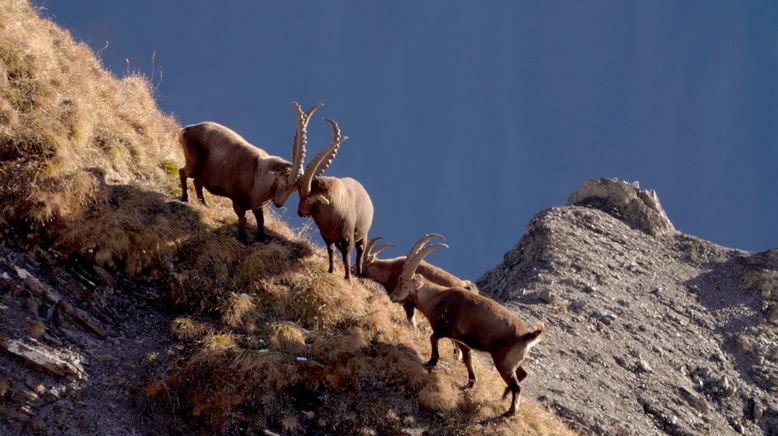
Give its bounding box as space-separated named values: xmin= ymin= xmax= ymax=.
xmin=297 ymin=118 xmax=374 ymax=284
xmin=389 ymin=234 xmax=545 ymax=418
xmin=178 ymin=102 xmax=320 ymax=242
xmin=361 ymin=236 xmax=478 ymax=328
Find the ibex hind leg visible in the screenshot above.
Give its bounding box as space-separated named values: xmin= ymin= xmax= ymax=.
xmin=193 ymin=178 xmax=208 ymax=206
xmin=179 ymin=167 xmax=189 ymax=202
xmin=495 ymin=358 xmax=522 ymax=418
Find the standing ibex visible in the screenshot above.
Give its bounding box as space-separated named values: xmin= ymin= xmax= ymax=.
xmin=178 ymin=102 xmax=320 ymax=242
xmin=297 ymin=118 xmax=374 ymax=284
xmin=361 ymin=236 xmax=478 ymax=328
xmin=389 ymin=234 xmax=545 ymax=418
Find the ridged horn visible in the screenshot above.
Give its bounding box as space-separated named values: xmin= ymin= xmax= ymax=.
xmin=407 ymin=233 xmax=444 ymax=261
xmin=365 ymin=237 xmax=384 ymax=258
xmin=300 ymin=118 xmax=347 ymax=196
xmin=400 ymin=242 xmax=448 ymax=284
xmin=289 ymin=101 xmax=322 ymax=186
xmin=313 ymin=119 xmax=347 ymax=178
xmin=371 ymin=243 xmax=395 ymax=257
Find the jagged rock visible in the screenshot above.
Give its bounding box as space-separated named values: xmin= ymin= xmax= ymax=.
xmin=569 ymin=300 xmax=586 ymax=313
xmin=754 ymin=401 xmax=764 ymax=421
xmin=0 ymin=337 xmax=85 ymax=379
xmin=597 ymin=312 xmax=617 ymax=325
xmin=636 ymin=359 xmax=653 ymax=373
xmin=715 ymin=375 xmax=736 ymax=398
xmin=767 ymin=305 xmax=778 ymax=324
xmin=0 ymin=377 xmax=10 ymax=398
xmin=678 ymin=385 xmax=708 ymax=413
xmin=92 ymin=266 xmax=116 ymax=289
xmin=567 ymin=178 xmax=675 ymax=236
xmin=538 ymin=289 xmax=556 ymax=304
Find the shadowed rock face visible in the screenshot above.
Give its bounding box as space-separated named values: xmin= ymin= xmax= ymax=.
xmin=567 ymin=177 xmax=675 ymax=236
xmin=477 ymin=180 xmax=778 ymax=435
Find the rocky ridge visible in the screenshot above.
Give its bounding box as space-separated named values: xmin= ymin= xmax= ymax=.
xmin=478 ymin=178 xmax=778 ymax=435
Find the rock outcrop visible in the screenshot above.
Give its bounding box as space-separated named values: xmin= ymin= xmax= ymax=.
xmin=478 ymin=180 xmax=778 ymax=435
xmin=567 ymin=178 xmax=675 ymax=236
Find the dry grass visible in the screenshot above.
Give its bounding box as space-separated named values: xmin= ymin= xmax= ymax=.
xmin=0 ymin=2 xmax=574 ymax=434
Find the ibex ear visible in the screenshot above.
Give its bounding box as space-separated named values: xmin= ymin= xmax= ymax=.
xmin=412 ymin=275 xmax=425 ymax=290
xmin=310 ymin=194 xmax=331 ymax=205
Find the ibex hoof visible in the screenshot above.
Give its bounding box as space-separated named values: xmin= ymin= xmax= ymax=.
xmin=461 ymin=380 xmax=476 ymax=390
xmin=423 ymin=359 xmax=438 ymax=372
xmin=501 ymin=409 xmax=517 ymax=419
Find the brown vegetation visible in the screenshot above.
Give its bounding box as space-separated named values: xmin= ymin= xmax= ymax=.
xmin=0 ymin=2 xmax=569 ymax=434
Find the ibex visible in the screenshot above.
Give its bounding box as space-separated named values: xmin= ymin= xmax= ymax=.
xmin=389 ymin=234 xmax=545 ymax=418
xmin=361 ymin=236 xmax=478 ymax=328
xmin=297 ymin=118 xmax=374 ymax=284
xmin=178 ymin=102 xmax=321 ymax=242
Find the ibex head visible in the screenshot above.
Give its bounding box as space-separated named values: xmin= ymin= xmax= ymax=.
xmin=390 ymin=234 xmax=448 ymax=303
xmin=270 ymin=101 xmax=322 ymax=208
xmin=296 ymin=118 xmax=348 ymax=217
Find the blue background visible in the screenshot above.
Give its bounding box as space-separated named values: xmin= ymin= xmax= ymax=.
xmin=39 ymin=1 xmax=778 ymax=279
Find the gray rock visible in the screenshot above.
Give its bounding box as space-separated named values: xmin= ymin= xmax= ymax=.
xmin=636 ymin=360 xmax=653 ymax=373
xmin=567 ymin=178 xmax=675 ymax=236
xmin=716 ymin=375 xmax=736 ymax=398
xmin=538 ymin=289 xmax=555 ymax=304
xmin=753 ymin=401 xmax=764 ymax=421
xmin=767 ymin=305 xmax=778 ymax=324
xmin=597 ymin=312 xmax=618 ymax=325
xmin=678 ymin=385 xmax=708 ymax=413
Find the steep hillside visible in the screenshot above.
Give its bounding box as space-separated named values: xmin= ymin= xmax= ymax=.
xmin=478 ymin=178 xmax=778 ymax=435
xmin=0 ymin=2 xmax=570 ymax=434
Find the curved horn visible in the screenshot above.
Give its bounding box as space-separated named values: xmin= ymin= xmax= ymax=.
xmin=289 ymin=101 xmax=323 ymax=186
xmin=304 ymin=103 xmax=323 ymax=122
xmin=399 ymin=234 xmax=445 ymax=283
xmin=406 ymin=233 xmax=444 ymax=261
xmin=400 ymin=242 xmax=449 ymax=284
xmin=299 ymin=118 xmax=347 ymax=196
xmin=371 ymin=243 xmax=395 ymax=257
xmin=365 ymin=237 xmax=384 ymax=258
xmin=313 ymin=119 xmax=347 ymax=178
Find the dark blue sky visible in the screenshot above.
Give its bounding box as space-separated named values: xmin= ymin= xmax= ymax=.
xmin=40 ymin=1 xmax=778 ymax=279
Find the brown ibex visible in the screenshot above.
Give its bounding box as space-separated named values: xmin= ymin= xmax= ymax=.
xmin=178 ymin=102 xmax=320 ymax=242
xmin=296 ymin=118 xmax=374 ymax=284
xmin=389 ymin=234 xmax=545 ymax=418
xmin=361 ymin=235 xmax=478 ymax=328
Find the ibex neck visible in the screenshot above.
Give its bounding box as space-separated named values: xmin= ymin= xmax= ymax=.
xmin=413 ymin=283 xmax=448 ymax=318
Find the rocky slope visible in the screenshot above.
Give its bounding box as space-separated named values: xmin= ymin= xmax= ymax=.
xmin=0 ymin=229 xmax=171 ymax=435
xmin=478 ymin=178 xmax=778 ymax=435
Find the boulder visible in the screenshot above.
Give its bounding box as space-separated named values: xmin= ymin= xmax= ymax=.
xmin=567 ymin=178 xmax=675 ymax=236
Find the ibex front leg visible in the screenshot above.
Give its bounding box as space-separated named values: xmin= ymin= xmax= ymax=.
xmin=232 ymin=202 xmax=248 ymax=243
xmin=252 ymin=207 xmax=266 ymax=242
